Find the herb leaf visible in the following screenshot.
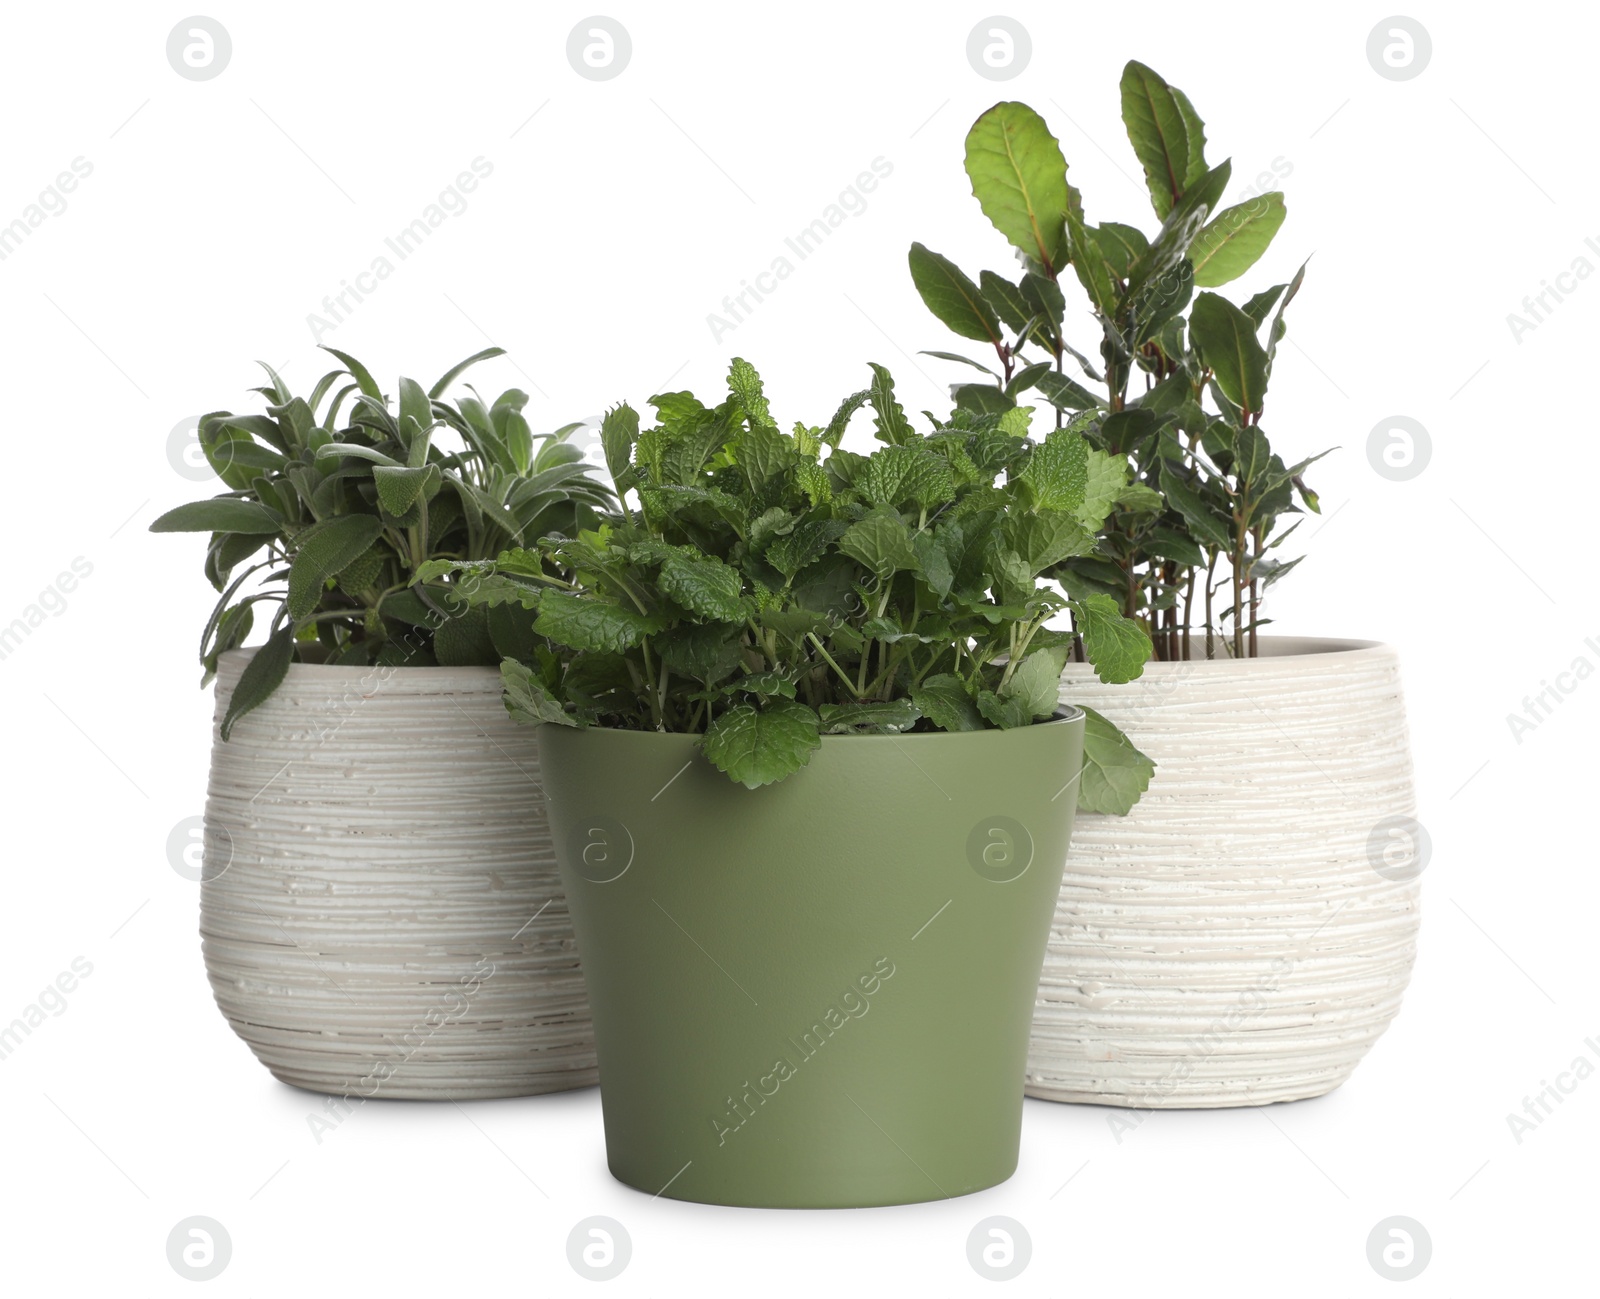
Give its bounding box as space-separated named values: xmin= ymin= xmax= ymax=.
xmin=701 ymin=701 xmax=823 ymax=788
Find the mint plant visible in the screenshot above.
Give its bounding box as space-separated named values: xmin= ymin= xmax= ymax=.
xmin=425 ymin=358 xmax=1155 ymax=808
xmin=909 ymin=62 xmax=1327 ymax=659
xmin=151 ymin=347 xmax=613 ymax=737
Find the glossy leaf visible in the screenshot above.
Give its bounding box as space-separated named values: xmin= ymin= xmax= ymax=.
xmin=964 ymin=102 xmax=1071 ymax=271
xmin=1190 ymin=192 xmax=1286 ymax=287
xmin=908 ymin=243 xmax=1003 ymax=344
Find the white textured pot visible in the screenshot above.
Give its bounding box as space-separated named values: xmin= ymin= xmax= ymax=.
xmin=1032 ymin=637 xmax=1421 ymax=1107
xmin=200 ymin=651 xmax=596 ymax=1100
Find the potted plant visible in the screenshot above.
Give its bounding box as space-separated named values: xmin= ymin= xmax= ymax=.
xmin=435 ymin=357 xmax=1152 ymax=1205
xmin=151 ymin=346 xmax=613 ymax=1100
xmin=909 ymin=65 xmax=1421 ymax=1107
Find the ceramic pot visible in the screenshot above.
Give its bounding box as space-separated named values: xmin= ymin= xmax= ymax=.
xmin=200 ymin=651 xmax=596 ymax=1100
xmin=1030 ymin=638 xmax=1421 ymax=1107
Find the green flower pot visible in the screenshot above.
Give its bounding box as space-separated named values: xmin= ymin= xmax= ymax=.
xmin=537 ymin=710 xmax=1085 ymax=1208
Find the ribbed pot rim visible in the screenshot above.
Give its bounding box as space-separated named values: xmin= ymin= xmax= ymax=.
xmin=216 ymin=646 xmax=500 ymax=683
xmin=1060 ymin=634 xmax=1394 ymax=672
xmin=539 ymin=705 xmax=1084 ymax=753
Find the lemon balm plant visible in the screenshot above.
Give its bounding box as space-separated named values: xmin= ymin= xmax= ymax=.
xmin=421 ymin=358 xmax=1153 ymax=1208
xmin=150 ymin=346 xmax=612 ymax=736
xmin=429 ymin=357 xmax=1155 ymax=810
xmin=152 ymin=347 xmax=614 ymax=1103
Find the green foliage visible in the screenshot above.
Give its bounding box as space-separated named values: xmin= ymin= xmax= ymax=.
xmin=151 ymin=347 xmax=614 ymax=735
xmin=453 ymin=359 xmax=1152 ymax=797
xmin=909 ymin=62 xmax=1328 ymax=664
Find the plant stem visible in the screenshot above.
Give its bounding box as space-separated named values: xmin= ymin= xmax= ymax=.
xmin=1205 ymin=552 xmax=1217 ymax=660
xmin=1248 ymin=525 xmax=1262 ymax=657
xmin=639 ymin=637 xmax=663 ymax=730
xmin=807 ymin=634 xmax=863 ymax=700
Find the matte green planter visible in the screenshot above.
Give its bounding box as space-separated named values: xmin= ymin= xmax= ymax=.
xmin=537 ymin=711 xmax=1085 ymax=1208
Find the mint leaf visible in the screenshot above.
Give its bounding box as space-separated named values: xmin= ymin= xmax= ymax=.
xmin=910 ymin=674 xmax=983 ymax=732
xmin=858 ymin=445 xmax=957 ymax=510
xmin=1077 ymin=706 xmax=1156 ymax=814
xmin=701 ymin=701 xmax=822 ymax=789
xmin=977 ymin=689 xmax=1033 ymax=729
xmin=818 ymin=700 xmax=922 ymax=733
xmin=657 ymin=549 xmax=746 ymax=622
xmin=1073 ymin=593 xmax=1153 ymax=683
xmin=1001 ymin=647 xmax=1065 ymax=719
xmin=501 ymin=659 xmax=579 ymax=726
xmin=600 ymin=403 xmax=639 ymax=484
xmin=839 ymin=511 xmax=918 ymax=579
xmin=534 ymin=590 xmax=661 ymax=653
xmin=866 ymin=363 xmax=913 ymax=445
xmin=728 ymin=356 xmax=776 ymax=428
xmin=1077 ymin=448 xmax=1130 ymax=530
xmin=656 ymin=623 xmax=742 ymax=684
xmin=1017 ymin=427 xmax=1090 ymax=512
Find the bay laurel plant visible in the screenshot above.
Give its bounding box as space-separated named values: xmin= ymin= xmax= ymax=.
xmin=423 ymin=358 xmax=1156 ymax=809
xmin=909 ymin=61 xmax=1328 ymax=660
xmin=150 ymin=347 xmax=613 ymax=737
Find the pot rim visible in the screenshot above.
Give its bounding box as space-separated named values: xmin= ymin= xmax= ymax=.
xmin=1059 ymin=634 xmax=1395 ymax=671
xmin=216 ymin=646 xmax=500 ymax=680
xmin=539 ymin=705 xmax=1084 ymax=747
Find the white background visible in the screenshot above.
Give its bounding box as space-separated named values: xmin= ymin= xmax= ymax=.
xmin=1 ymin=1 xmax=1594 ymax=1293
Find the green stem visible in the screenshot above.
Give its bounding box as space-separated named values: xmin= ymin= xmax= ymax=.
xmin=807 ymin=634 xmax=863 ymax=700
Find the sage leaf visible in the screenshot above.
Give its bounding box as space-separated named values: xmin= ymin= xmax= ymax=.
xmin=219 ymin=624 xmax=295 ymax=740
xmin=150 ymin=498 xmax=282 ymax=535
xmin=286 ymin=516 xmax=384 ymax=620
